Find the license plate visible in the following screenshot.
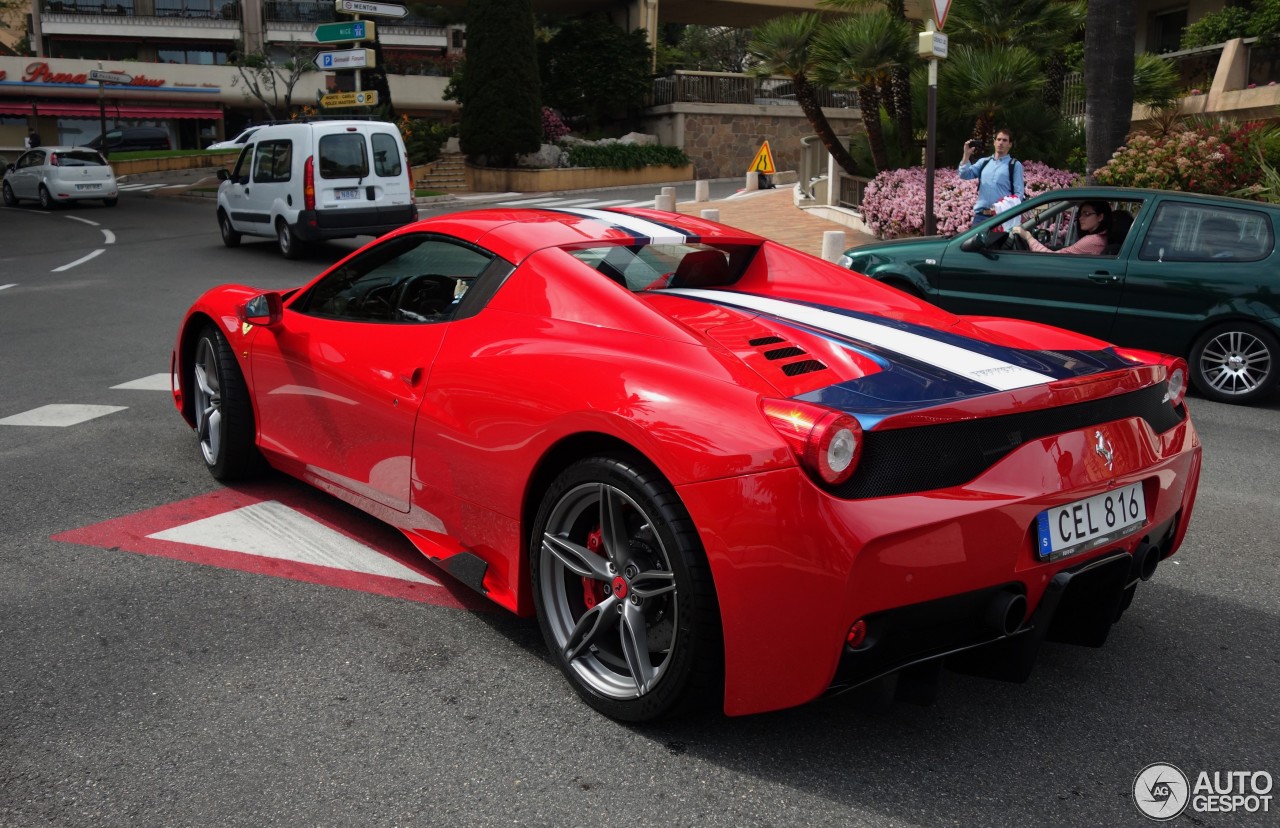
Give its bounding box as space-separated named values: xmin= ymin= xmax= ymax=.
xmin=1035 ymin=482 xmax=1146 ymax=561
xmin=334 ymin=188 xmax=360 ymax=201
xmin=77 ymin=183 xmax=101 ymax=190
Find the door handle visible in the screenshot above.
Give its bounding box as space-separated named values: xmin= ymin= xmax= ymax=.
xmin=1088 ymin=272 xmax=1119 ymax=284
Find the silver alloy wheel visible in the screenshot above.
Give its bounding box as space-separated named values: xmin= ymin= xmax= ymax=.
xmin=539 ymin=482 xmax=678 ymax=700
xmin=38 ymin=185 xmax=52 ymax=209
xmin=2 ymin=182 xmax=15 ymax=206
xmin=192 ymin=336 xmax=223 ymax=467
xmin=1197 ymin=329 xmax=1273 ymax=397
xmin=277 ymin=221 xmax=294 ymax=257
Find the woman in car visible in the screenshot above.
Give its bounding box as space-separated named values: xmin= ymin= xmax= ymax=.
xmin=1011 ymin=200 xmax=1112 ymax=254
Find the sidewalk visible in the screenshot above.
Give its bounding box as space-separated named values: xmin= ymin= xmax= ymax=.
xmin=674 ymin=187 xmax=874 ymax=259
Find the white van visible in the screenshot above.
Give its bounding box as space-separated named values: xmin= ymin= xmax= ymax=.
xmin=215 ymin=119 xmax=417 ymax=258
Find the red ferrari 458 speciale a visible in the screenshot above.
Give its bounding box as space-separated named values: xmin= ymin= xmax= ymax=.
xmin=171 ymin=206 xmax=1202 ymax=721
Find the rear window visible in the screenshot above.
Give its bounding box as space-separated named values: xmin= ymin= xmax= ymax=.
xmin=567 ymin=243 xmax=756 ymax=291
xmin=318 ymin=133 xmax=369 ymax=179
xmin=53 ymin=151 xmax=106 ymax=167
xmin=371 ymin=132 xmax=402 ymax=177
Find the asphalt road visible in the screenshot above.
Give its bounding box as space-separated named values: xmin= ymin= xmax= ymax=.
xmin=1 ymin=192 xmax=1277 ymax=827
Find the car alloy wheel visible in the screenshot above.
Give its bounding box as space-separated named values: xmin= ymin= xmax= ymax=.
xmin=531 ymin=457 xmax=721 ymax=721
xmin=1191 ymin=323 xmax=1278 ymax=405
xmin=2 ymin=182 xmax=16 ymax=207
xmin=38 ymin=185 xmax=54 ymax=210
xmin=277 ymin=219 xmax=304 ymax=259
xmin=191 ymin=326 xmax=263 ymax=480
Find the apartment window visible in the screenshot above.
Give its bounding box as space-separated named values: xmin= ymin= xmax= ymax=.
xmin=158 ymin=47 xmax=231 ymax=65
xmin=1148 ymin=7 xmax=1188 ymax=54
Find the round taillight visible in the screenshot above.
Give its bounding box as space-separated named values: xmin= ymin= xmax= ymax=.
xmin=760 ymin=399 xmax=863 ymax=486
xmin=1165 ymin=359 xmax=1189 ymax=406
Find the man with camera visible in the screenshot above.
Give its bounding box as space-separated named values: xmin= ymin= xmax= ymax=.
xmin=959 ymin=128 xmax=1024 ymax=227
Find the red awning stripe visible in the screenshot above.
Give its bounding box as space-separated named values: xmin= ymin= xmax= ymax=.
xmin=0 ymin=102 xmax=222 ymax=119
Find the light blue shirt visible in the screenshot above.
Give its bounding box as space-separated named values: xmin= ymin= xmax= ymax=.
xmin=959 ymin=155 xmax=1024 ymax=213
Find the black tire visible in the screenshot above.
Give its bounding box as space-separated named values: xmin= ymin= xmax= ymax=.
xmin=103 ymin=197 xmax=118 ymax=208
xmin=530 ymin=456 xmax=723 ymax=722
xmin=190 ymin=325 xmax=264 ymax=480
xmin=218 ymin=209 xmax=241 ymax=247
xmin=38 ymin=185 xmax=55 ymax=210
xmin=1190 ymin=322 xmax=1279 ymax=405
xmin=2 ymin=181 xmax=16 ymax=207
xmin=277 ymin=219 xmax=305 ymax=259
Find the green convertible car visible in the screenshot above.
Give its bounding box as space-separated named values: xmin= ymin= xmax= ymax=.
xmin=840 ymin=186 xmax=1279 ymax=405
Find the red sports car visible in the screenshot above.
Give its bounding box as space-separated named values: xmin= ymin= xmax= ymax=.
xmin=171 ymin=207 xmax=1202 ymax=721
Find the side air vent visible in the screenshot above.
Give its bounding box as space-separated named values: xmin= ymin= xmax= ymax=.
xmin=749 ymin=336 xmax=786 ymax=346
xmin=782 ymin=360 xmax=828 ymax=376
xmin=764 ymin=346 xmax=806 ymax=360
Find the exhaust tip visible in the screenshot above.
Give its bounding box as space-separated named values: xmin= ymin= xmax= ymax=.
xmin=1136 ymin=541 xmax=1161 ymax=581
xmin=986 ymin=592 xmax=1027 ymax=637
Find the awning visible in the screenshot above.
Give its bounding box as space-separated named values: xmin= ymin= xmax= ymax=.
xmin=0 ymin=102 xmax=222 ymax=119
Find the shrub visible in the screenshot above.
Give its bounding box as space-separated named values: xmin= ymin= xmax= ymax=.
xmin=859 ymin=162 xmax=1080 ymax=239
xmin=564 ymin=143 xmax=690 ymax=171
xmin=542 ymin=107 xmax=571 ymax=142
xmin=1095 ymin=120 xmax=1271 ymax=196
xmin=399 ymin=116 xmax=453 ymax=166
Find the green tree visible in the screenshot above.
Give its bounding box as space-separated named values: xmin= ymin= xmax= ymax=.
xmin=948 ymin=0 xmax=1084 ymax=110
xmin=229 ymin=39 xmax=315 ymax=121
xmin=459 ymin=0 xmax=541 ymax=166
xmin=938 ymin=44 xmax=1045 ymax=145
xmin=671 ymin=25 xmax=754 ymax=72
xmin=1083 ymin=0 xmax=1136 ymax=180
xmin=540 ymin=14 xmax=653 ymax=134
xmin=746 ymin=14 xmax=860 ymax=176
xmin=812 ymin=10 xmax=914 ymax=172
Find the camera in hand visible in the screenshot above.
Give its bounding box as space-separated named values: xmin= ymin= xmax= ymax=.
xmin=967 ymin=139 xmax=985 ymax=152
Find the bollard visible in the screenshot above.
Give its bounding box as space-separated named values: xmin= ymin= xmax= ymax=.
xmin=822 ymin=230 xmax=847 ymax=263
xmin=694 ymin=180 xmax=709 ymax=202
xmin=700 ymin=208 xmax=720 ymax=222
xmin=655 ymin=193 xmax=675 ymax=212
xmin=744 ymin=171 xmax=759 ymax=191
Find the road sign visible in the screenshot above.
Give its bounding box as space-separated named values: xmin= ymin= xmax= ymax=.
xmin=313 ymin=19 xmax=376 ymax=43
xmin=748 ymin=140 xmax=776 ymax=175
xmin=334 ymin=0 xmax=408 ymax=18
xmin=88 ymin=69 xmax=133 ymax=85
xmin=320 ymin=90 xmax=379 ymax=108
xmin=933 ymin=0 xmax=953 ymax=30
xmin=314 ymin=48 xmax=376 ymax=71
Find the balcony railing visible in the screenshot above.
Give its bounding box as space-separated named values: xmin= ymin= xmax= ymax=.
xmin=262 ymin=0 xmax=442 ymax=28
xmin=651 ymin=71 xmax=855 ymax=110
xmin=43 ymin=0 xmax=241 ymax=20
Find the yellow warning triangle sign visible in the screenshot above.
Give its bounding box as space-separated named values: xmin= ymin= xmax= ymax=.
xmin=748 ymin=140 xmax=776 ymax=175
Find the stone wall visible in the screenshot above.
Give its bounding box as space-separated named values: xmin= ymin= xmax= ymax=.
xmin=641 ymin=102 xmax=864 ymax=180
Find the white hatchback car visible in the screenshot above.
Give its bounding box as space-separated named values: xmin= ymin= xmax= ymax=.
xmin=207 ymin=126 xmax=260 ymax=151
xmin=2 ymin=146 xmax=119 ymax=208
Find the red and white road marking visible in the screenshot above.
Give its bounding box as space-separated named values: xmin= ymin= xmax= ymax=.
xmin=53 ymin=483 xmax=487 ymax=610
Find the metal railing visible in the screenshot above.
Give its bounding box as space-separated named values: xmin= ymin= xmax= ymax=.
xmin=1161 ymin=42 xmax=1225 ymax=93
xmin=42 ymin=0 xmax=241 ymax=19
xmin=798 ymin=135 xmax=871 ymax=211
xmin=651 ymin=70 xmax=855 ymax=109
xmin=262 ymin=0 xmax=441 ymax=28
xmin=1246 ymin=37 xmax=1280 ymax=86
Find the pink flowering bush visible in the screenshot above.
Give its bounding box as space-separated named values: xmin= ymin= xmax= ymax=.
xmin=1095 ymin=121 xmax=1268 ymax=195
xmin=542 ymin=107 xmax=571 ymax=142
xmin=859 ymin=162 xmax=1080 ymax=239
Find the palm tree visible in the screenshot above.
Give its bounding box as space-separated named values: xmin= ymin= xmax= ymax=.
xmin=746 ymin=14 xmax=860 ymax=176
xmin=812 ymin=10 xmax=914 ymax=172
xmin=948 ymin=0 xmax=1084 ymax=110
xmin=1084 ymin=0 xmax=1136 ymax=181
xmin=938 ymin=44 xmax=1045 ymax=145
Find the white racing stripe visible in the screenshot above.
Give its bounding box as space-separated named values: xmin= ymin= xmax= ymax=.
xmin=552 ymin=207 xmax=692 ymax=244
xmin=668 ymin=289 xmax=1056 ymax=391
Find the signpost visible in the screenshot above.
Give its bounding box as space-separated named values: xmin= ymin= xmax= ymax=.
xmin=313 ymin=20 xmax=376 ymax=43
xmin=919 ymin=17 xmax=948 ymax=235
xmin=89 ymin=68 xmax=133 ymax=159
xmin=319 ymin=90 xmax=379 ymax=109
xmin=334 ymin=0 xmax=407 ymax=18
xmin=314 ymin=49 xmax=376 ymax=71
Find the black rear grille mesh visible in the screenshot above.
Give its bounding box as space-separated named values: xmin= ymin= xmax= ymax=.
xmin=834 ymin=384 xmax=1186 ymax=499
xmin=783 ymin=359 xmax=828 ymax=376
xmin=764 ymin=346 xmax=806 ymax=360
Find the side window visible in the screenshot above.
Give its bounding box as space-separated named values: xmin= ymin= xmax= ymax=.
xmin=1139 ymin=202 xmax=1274 ymax=262
xmin=231 ymin=144 xmax=253 ymax=181
xmin=19 ymin=151 xmax=43 ymax=169
xmin=371 ymin=132 xmax=402 ymax=177
xmin=294 ymin=234 xmax=495 ymax=323
xmin=252 ymin=139 xmax=292 ymax=184
xmin=318 ymin=133 xmax=369 ymax=179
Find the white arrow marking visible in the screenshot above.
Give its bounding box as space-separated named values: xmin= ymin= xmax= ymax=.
xmin=146 ymin=500 xmax=441 ymax=586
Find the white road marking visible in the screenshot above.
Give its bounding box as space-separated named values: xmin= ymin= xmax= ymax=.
xmin=101 ymin=229 xmax=115 ymax=244
xmin=0 ymin=284 xmax=15 ymax=291
xmin=66 ymin=215 xmax=99 ymax=226
xmin=453 ymin=192 xmax=521 ymax=201
xmin=115 ymin=183 xmax=168 ymax=192
xmin=52 ymin=249 xmax=104 ymax=272
xmin=0 ymin=404 xmax=127 ymax=427
xmin=497 ymin=196 xmax=567 ymax=205
xmin=111 ymin=373 xmax=172 ymax=391
xmin=618 ymin=200 xmax=655 ymax=208
xmin=147 ymin=500 xmax=441 ymax=586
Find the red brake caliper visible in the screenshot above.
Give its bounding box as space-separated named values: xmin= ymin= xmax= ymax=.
xmin=581 ymin=527 xmax=609 ymax=609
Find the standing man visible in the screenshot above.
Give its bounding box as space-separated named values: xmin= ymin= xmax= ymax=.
xmin=959 ymin=128 xmax=1023 ymax=226
xmin=25 ymin=128 xmax=41 ymax=149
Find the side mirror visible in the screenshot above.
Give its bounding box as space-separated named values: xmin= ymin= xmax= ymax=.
xmin=239 ymin=292 xmax=283 ymax=327
xmin=960 ymin=234 xmax=985 ymax=252
xmin=216 ymin=168 xmax=230 ymax=181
